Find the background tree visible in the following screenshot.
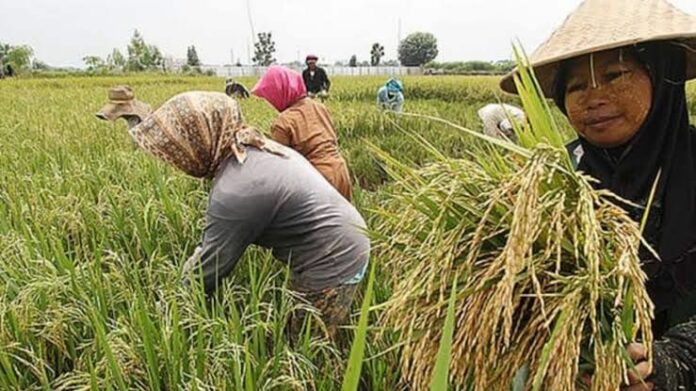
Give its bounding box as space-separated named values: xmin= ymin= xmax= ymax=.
xmin=252 ymin=32 xmax=276 ymax=66
xmin=398 ymin=32 xmax=439 ymax=66
xmin=186 ymin=45 xmax=201 ymax=67
xmin=127 ymin=30 xmax=147 ymax=71
xmin=127 ymin=30 xmax=163 ymax=71
xmin=83 ymin=56 xmax=107 ymax=72
xmin=0 ymin=43 xmax=10 ymax=63
xmin=3 ymin=45 xmax=35 ymax=73
xmin=493 ymin=59 xmax=515 ymax=73
xmin=148 ymin=46 xmax=164 ymax=71
xmin=370 ymin=43 xmax=385 ymax=66
xmin=349 ymin=55 xmax=358 ymax=67
xmin=107 ymin=49 xmax=126 ymax=71
xmin=32 ymin=60 xmax=50 ymax=71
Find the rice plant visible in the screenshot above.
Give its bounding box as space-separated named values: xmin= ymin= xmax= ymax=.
xmin=0 ymin=71 xmax=690 ymax=390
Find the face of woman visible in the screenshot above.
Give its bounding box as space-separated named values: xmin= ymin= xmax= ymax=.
xmin=564 ymin=48 xmax=653 ymax=148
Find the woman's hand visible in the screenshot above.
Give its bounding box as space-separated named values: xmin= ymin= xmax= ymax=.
xmin=580 ymin=343 xmax=654 ymax=390
xmin=623 ymin=343 xmax=654 ymax=391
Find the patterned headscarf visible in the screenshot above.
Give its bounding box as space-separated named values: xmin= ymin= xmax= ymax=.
xmin=130 ymin=91 xmax=285 ymax=178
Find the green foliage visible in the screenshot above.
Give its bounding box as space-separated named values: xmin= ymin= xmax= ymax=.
xmin=398 ymin=32 xmax=438 ymax=66
xmin=429 ymin=277 xmax=458 ymax=391
xmin=426 ymin=60 xmax=514 ymax=75
xmin=0 ymin=42 xmax=10 ymax=59
xmin=31 ymin=59 xmax=50 ymax=71
xmin=0 ymin=74 xmax=503 ymax=390
xmin=1 ymin=74 xmax=691 ymax=390
xmin=253 ymin=32 xmax=276 ymax=66
xmin=370 ymin=43 xmax=385 ymax=66
xmin=82 ymin=55 xmax=107 ymax=72
xmin=341 ymin=262 xmax=376 ymax=391
xmin=2 ymin=44 xmax=34 ymax=73
xmin=107 ymin=48 xmax=126 ymax=71
xmin=127 ymin=30 xmax=164 ymax=72
xmin=349 ymin=55 xmax=358 ymax=67
xmin=186 ymin=45 xmax=201 ymax=67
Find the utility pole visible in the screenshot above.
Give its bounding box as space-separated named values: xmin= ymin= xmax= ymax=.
xmin=398 ymin=18 xmax=402 ymax=46
xmin=247 ymin=40 xmax=251 ymax=64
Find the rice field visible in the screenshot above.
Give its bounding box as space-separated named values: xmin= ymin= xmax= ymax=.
xmin=1 ymin=75 xmax=694 ymax=390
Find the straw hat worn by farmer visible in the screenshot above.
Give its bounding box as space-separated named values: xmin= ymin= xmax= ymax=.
xmin=303 ymin=54 xmax=331 ymax=98
xmin=95 ymin=86 xmax=152 ymax=127
xmin=96 ymin=88 xmax=370 ymax=337
xmin=252 ymin=66 xmax=353 ymax=200
xmin=377 ymin=78 xmax=405 ymax=113
xmin=477 ymin=103 xmax=526 ymax=140
xmin=501 ymin=0 xmax=696 ymax=389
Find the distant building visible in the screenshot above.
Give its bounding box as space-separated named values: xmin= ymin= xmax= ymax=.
xmin=163 ymin=56 xmax=187 ymax=72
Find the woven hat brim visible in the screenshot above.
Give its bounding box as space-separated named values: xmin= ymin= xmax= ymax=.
xmin=96 ymin=100 xmax=152 ymax=122
xmin=500 ymin=35 xmax=696 ymax=96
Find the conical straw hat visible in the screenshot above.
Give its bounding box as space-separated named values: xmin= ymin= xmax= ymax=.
xmin=500 ymin=0 xmax=696 ymax=95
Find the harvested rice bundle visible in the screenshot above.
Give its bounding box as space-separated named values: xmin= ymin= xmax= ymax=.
xmin=372 ymin=55 xmax=654 ymax=391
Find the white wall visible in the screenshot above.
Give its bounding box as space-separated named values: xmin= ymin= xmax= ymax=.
xmin=200 ymin=65 xmax=422 ymax=78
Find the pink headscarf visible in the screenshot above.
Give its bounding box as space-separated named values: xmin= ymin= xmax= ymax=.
xmin=251 ymin=66 xmax=307 ymax=112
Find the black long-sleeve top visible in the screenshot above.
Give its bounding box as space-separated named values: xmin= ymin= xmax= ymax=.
xmin=302 ymin=67 xmax=331 ymax=94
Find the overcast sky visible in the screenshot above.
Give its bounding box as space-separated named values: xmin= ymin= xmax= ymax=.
xmin=2 ymin=0 xmax=696 ymax=67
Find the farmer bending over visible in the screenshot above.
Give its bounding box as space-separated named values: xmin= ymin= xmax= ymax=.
xmin=252 ymin=66 xmax=353 ymax=200
xmin=477 ymin=103 xmax=525 ymax=140
xmin=225 ymin=78 xmax=250 ymax=99
xmin=96 ymin=87 xmax=370 ymax=337
xmin=377 ymin=78 xmax=405 ymax=113
xmin=501 ymin=0 xmax=696 ymax=388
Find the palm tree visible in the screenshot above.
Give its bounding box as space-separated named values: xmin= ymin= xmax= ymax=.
xmin=370 ymin=43 xmax=385 ymax=66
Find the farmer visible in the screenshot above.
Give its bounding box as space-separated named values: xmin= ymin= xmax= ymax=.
xmin=95 ymin=88 xmax=370 ymax=337
xmin=377 ymin=78 xmax=405 ymax=113
xmin=302 ymin=54 xmax=331 ymax=98
xmin=477 ymin=103 xmax=525 ymax=140
xmin=252 ymin=65 xmax=353 ymax=200
xmin=500 ymin=0 xmax=696 ymax=389
xmin=224 ymin=78 xmax=250 ymax=99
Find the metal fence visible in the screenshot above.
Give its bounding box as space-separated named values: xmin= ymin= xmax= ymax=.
xmin=200 ymin=65 xmax=423 ymax=78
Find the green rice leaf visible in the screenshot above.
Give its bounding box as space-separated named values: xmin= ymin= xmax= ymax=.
xmin=342 ymin=260 xmax=376 ymax=391
xmin=429 ymin=276 xmax=458 ymax=391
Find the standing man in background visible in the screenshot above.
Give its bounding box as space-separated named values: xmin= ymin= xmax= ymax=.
xmin=302 ymin=55 xmax=331 ymax=99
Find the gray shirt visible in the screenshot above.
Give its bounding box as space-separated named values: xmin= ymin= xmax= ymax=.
xmin=196 ymin=146 xmax=369 ymax=293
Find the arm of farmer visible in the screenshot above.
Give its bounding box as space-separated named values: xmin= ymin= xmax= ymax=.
xmin=377 ymin=88 xmax=388 ymax=109
xmin=183 ymin=192 xmax=271 ymax=295
xmin=270 ymin=117 xmax=294 ymax=147
xmin=321 ymin=69 xmax=331 ymax=91
xmin=394 ymin=92 xmax=405 ymax=112
xmin=646 ymin=317 xmax=696 ymax=390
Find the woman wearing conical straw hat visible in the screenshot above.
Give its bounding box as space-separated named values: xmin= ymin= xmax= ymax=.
xmin=501 ymin=0 xmax=696 ymax=389
xmin=96 ymin=90 xmax=370 ymax=339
